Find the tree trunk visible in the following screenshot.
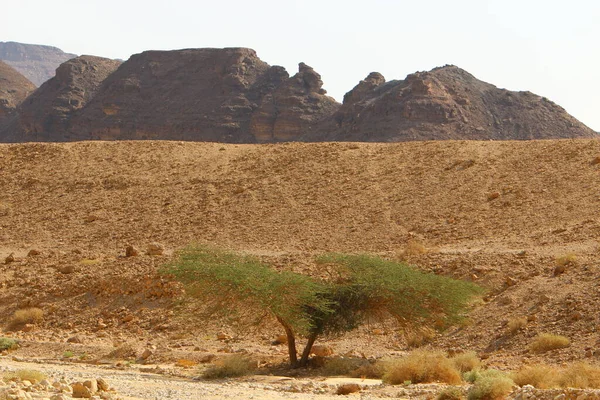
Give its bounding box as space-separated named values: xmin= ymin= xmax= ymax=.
xmin=298 ymin=332 xmax=318 ymax=367
xmin=276 ymin=316 xmax=298 ymax=367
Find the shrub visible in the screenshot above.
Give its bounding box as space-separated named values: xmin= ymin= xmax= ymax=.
xmin=202 ymin=355 xmax=256 ymax=379
xmin=438 ymin=386 xmax=465 ymax=400
xmin=0 ymin=338 xmax=18 ymax=351
xmin=555 ymin=253 xmax=577 ymax=267
xmin=467 ymin=376 xmax=514 ymax=400
xmin=451 ymin=351 xmax=481 ymax=373
xmin=529 ymin=334 xmax=570 ymax=353
xmin=9 ymin=308 xmax=43 ymax=329
xmin=405 ymin=328 xmax=435 ymax=348
xmin=62 ymin=351 xmax=74 ymax=358
xmin=383 ymin=350 xmax=462 ymax=385
xmin=512 ymin=364 xmax=559 ymax=389
xmin=399 ymin=240 xmax=428 ymax=258
xmin=4 ymin=369 xmax=47 ymax=384
xmin=507 ymin=317 xmax=527 ymax=334
xmin=558 ymin=362 xmax=600 ymax=389
xmin=463 ymin=369 xmax=508 ymax=384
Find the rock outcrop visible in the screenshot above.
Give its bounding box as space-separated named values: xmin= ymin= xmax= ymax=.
xmin=0 ymin=41 xmax=77 ymax=86
xmin=0 ymin=61 xmax=36 ymax=128
xmin=0 ymin=47 xmax=596 ymax=142
xmin=325 ymin=65 xmax=596 ymax=141
xmin=3 ymin=56 xmax=121 ymax=142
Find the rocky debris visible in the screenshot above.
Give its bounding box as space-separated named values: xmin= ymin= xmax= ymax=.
xmin=0 ymin=374 xmax=119 ymax=400
xmin=511 ymin=385 xmax=600 ymax=400
xmin=0 ymin=61 xmax=36 ymax=128
xmin=4 ymin=56 xmax=121 ymax=142
xmin=324 ymin=65 xmax=597 ymax=141
xmin=0 ymin=41 xmax=77 ymax=86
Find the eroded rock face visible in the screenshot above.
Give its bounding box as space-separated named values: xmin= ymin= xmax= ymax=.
xmin=326 ymin=65 xmax=597 ymax=141
xmin=0 ymin=41 xmax=77 ymax=86
xmin=250 ymin=62 xmax=340 ymax=142
xmin=4 ymin=56 xmax=121 ymax=142
xmin=0 ymin=61 xmax=36 ymax=128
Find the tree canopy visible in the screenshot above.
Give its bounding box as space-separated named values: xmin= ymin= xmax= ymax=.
xmin=163 ymin=246 xmax=483 ymax=367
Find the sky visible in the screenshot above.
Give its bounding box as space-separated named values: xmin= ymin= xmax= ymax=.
xmin=2 ymin=0 xmax=598 ymax=131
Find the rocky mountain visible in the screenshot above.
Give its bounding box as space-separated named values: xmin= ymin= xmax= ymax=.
xmin=0 ymin=47 xmax=596 ymax=142
xmin=3 ymin=56 xmax=121 ymax=142
xmin=0 ymin=60 xmax=36 ymax=128
xmin=0 ymin=41 xmax=77 ymax=86
xmin=323 ymin=66 xmax=596 ymax=141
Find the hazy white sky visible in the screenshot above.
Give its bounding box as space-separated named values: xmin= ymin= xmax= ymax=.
xmin=3 ymin=0 xmax=598 ymax=130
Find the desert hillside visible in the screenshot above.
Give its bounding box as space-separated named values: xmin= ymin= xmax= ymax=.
xmin=1 ymin=139 xmax=599 ymax=370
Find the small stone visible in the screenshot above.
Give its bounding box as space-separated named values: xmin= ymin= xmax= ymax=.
xmin=505 ymin=276 xmax=518 ymax=286
xmin=67 ymin=335 xmax=84 ymax=344
xmin=27 ymin=250 xmax=41 ymax=257
xmin=125 ymin=245 xmax=139 ymax=257
xmin=139 ymin=348 xmax=153 ymax=360
xmin=487 ymin=192 xmax=500 ymax=201
xmin=336 ymin=383 xmax=361 ymax=395
xmin=371 ymin=328 xmax=384 ymax=335
xmin=58 ymin=265 xmax=75 ymax=274
xmin=71 ymin=382 xmax=92 ymax=398
xmin=5 ymin=253 xmax=15 ymax=264
xmin=96 ymin=378 xmax=109 ymax=392
xmin=200 ymin=354 xmax=216 ymax=363
xmin=554 ymin=265 xmax=566 ymax=276
xmin=83 ymin=379 xmax=98 ymax=394
xmin=146 ymin=243 xmax=164 ymax=256
xmin=217 ymin=332 xmax=232 ymax=341
xmin=21 ymin=323 xmax=35 ymax=332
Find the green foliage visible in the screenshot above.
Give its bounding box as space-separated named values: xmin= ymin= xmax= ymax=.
xmin=165 ymin=247 xmax=483 ymax=367
xmin=464 ymin=369 xmax=508 ymax=383
xmin=315 ymin=254 xmax=483 ymax=329
xmin=0 ymin=338 xmax=18 ymax=351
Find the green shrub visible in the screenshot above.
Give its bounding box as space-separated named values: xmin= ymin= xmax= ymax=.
xmin=464 ymin=369 xmax=508 ymax=383
xmin=0 ymin=338 xmax=18 ymax=351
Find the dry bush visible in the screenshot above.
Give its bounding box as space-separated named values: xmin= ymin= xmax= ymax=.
xmin=507 ymin=317 xmax=527 ymax=334
xmin=529 ymin=333 xmax=570 ymax=353
xmin=558 ymin=362 xmax=600 ymax=389
xmin=467 ymin=376 xmax=514 ymax=400
xmin=437 ymin=386 xmax=465 ymax=400
xmin=451 ymin=351 xmax=481 ymax=373
xmin=336 ymin=383 xmax=361 ymax=395
xmin=405 ymin=328 xmax=435 ymax=348
xmin=555 ymin=253 xmax=577 ymax=267
xmin=383 ymin=350 xmax=462 ymax=385
xmin=202 ymin=354 xmax=256 ymax=379
xmin=512 ymin=364 xmax=559 ymax=389
xmin=107 ymin=343 xmax=137 ymax=360
xmin=398 ymin=240 xmax=428 ymax=259
xmin=463 ymin=369 xmax=507 ymax=384
xmin=9 ymin=308 xmax=43 ymax=329
xmin=175 ymin=359 xmax=199 ymax=368
xmin=4 ymin=369 xmax=47 ymax=384
xmin=350 ymin=360 xmax=386 ymax=379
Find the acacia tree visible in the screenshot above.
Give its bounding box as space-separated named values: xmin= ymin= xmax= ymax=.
xmin=163 ymin=246 xmax=482 ymax=368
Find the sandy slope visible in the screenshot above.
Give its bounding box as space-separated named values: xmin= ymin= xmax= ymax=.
xmin=0 ymin=139 xmax=599 ymax=368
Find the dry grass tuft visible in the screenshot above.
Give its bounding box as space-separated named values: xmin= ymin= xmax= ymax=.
xmin=507 ymin=317 xmax=527 ymax=335
xmin=336 ymin=383 xmax=361 ymax=395
xmin=451 ymin=351 xmax=481 ymax=373
xmin=4 ymin=369 xmax=47 ymax=384
xmin=9 ymin=308 xmax=43 ymax=329
xmin=175 ymin=359 xmax=199 ymax=368
xmin=467 ymin=376 xmax=514 ymax=400
xmin=512 ymin=364 xmax=559 ymax=389
xmin=399 ymin=240 xmax=428 ymax=258
xmin=405 ymin=328 xmax=435 ymax=349
xmin=202 ymin=354 xmax=256 ymax=379
xmin=558 ymin=362 xmax=600 ymax=389
xmin=555 ymin=253 xmax=577 ymax=267
xmin=437 ymin=386 xmax=465 ymax=400
xmin=529 ymin=333 xmax=570 ymax=353
xmin=383 ymin=350 xmax=462 ymax=385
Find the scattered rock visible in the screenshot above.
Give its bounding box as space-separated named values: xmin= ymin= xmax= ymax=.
xmin=125 ymin=245 xmax=139 ymax=257
xmin=146 ymin=243 xmax=164 ymax=256
xmin=5 ymin=253 xmax=15 ymax=264
xmin=71 ymin=382 xmax=92 ymax=398
xmin=139 ymin=348 xmax=153 ymax=360
xmin=21 ymin=323 xmax=35 ymax=332
xmin=67 ymin=335 xmax=84 ymax=344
